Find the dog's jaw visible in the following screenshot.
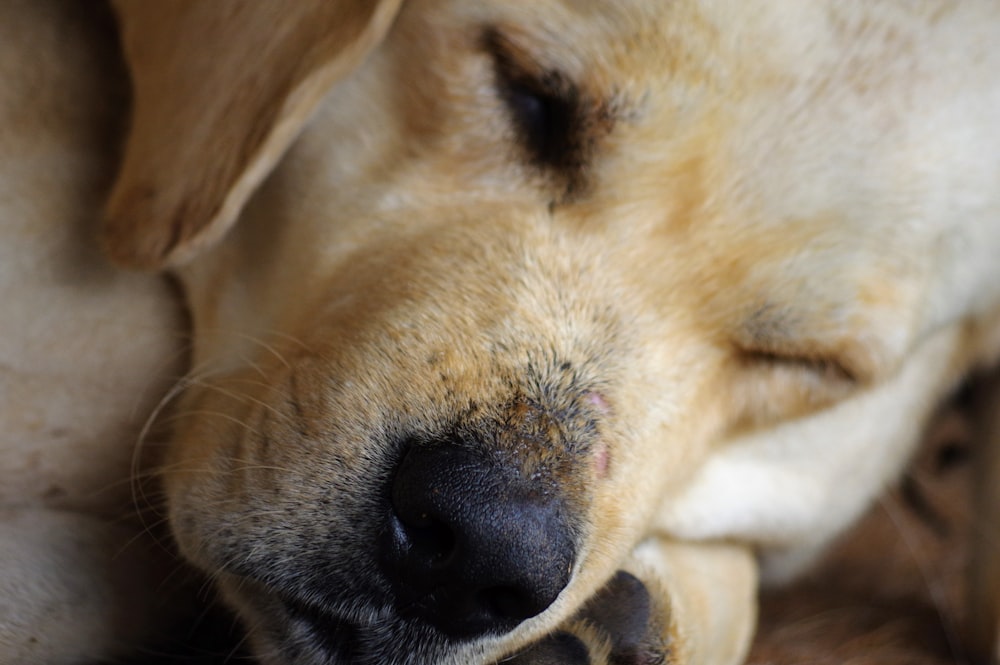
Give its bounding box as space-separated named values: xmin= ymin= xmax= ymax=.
xmin=162 ymin=222 xmax=713 ymax=662
xmin=217 ymin=575 xmax=468 ymax=665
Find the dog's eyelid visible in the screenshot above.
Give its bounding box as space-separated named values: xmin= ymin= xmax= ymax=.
xmin=480 ymin=26 xmax=548 ymax=87
xmin=481 ymin=26 xmax=583 ymax=174
xmin=740 ymin=347 xmax=859 ymax=386
xmin=733 ymin=310 xmax=864 ymax=386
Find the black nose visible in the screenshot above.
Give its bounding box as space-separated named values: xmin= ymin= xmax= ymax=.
xmin=381 ymin=443 xmax=576 ymax=639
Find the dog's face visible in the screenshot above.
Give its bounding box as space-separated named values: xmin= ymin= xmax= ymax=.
xmin=105 ymin=1 xmax=963 ymax=662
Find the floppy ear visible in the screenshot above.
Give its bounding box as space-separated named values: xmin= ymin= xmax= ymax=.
xmin=104 ymin=0 xmax=403 ymax=270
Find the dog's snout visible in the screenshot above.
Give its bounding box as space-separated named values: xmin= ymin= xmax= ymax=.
xmin=382 ymin=443 xmax=576 ymax=639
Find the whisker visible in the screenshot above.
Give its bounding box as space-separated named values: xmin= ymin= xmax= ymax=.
xmin=877 ymin=492 xmax=962 ymax=661
xmin=195 ymin=381 xmax=288 ymax=422
xmin=129 ymin=362 xmax=227 ymax=516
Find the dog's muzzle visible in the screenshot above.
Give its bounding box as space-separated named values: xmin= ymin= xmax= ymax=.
xmin=380 ymin=441 xmax=577 ymax=639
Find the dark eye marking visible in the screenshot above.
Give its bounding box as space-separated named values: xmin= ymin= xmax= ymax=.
xmin=499 ymin=66 xmax=581 ymax=171
xmin=481 ymin=27 xmax=595 ymax=188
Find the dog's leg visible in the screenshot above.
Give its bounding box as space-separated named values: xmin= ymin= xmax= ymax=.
xmin=966 ymin=370 xmax=1000 ymax=664
xmin=503 ymin=539 xmax=757 ymax=665
xmin=0 ymin=508 xmax=173 ymax=664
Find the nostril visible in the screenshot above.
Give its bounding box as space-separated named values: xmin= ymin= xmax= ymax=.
xmin=393 ymin=510 xmax=457 ymax=570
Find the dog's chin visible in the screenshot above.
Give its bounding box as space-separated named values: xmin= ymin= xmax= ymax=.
xmin=226 ymin=578 xmax=492 ymax=665
xmin=278 ymin=594 xmax=366 ymax=663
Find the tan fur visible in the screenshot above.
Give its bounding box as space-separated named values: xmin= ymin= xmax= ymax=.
xmin=2 ymin=1 xmax=999 ymax=664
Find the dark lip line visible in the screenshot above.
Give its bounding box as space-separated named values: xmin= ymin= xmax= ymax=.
xmin=278 ymin=592 xmax=365 ymax=662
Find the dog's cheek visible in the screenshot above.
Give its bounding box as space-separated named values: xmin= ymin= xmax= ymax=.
xmin=159 ymin=384 xmax=254 ymax=568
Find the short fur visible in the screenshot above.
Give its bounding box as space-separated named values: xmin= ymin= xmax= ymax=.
xmin=1 ymin=1 xmax=998 ymax=664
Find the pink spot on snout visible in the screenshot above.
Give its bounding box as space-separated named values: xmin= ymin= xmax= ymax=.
xmin=586 ymin=391 xmax=610 ymax=414
xmin=585 ymin=391 xmax=612 ymax=479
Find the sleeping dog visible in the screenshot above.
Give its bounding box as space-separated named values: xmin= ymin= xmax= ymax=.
xmin=3 ymin=1 xmax=999 ymax=663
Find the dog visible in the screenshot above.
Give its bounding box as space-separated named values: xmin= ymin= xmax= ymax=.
xmin=3 ymin=0 xmax=999 ymax=663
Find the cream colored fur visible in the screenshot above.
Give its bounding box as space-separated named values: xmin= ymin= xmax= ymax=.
xmin=2 ymin=1 xmax=998 ymax=664
xmin=0 ymin=2 xmax=184 ymax=661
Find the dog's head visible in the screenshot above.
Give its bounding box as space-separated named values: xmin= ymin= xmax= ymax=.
xmin=105 ymin=1 xmax=943 ymax=662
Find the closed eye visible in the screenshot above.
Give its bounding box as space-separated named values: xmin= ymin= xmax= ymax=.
xmin=501 ymin=75 xmax=579 ymax=171
xmin=740 ymin=348 xmax=859 ymax=386
xmin=482 ymin=28 xmax=584 ymax=176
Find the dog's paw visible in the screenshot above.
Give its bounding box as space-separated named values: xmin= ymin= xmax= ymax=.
xmin=504 ymin=539 xmax=757 ymax=665
xmin=504 ymin=632 xmax=593 ymax=665
xmin=506 ymin=571 xmax=671 ymax=665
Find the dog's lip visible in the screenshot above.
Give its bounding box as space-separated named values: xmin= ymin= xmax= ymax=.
xmin=279 ymin=593 xmax=363 ymax=661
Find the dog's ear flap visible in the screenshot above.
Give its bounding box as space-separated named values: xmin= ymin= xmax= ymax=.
xmin=104 ymin=0 xmax=403 ymax=270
